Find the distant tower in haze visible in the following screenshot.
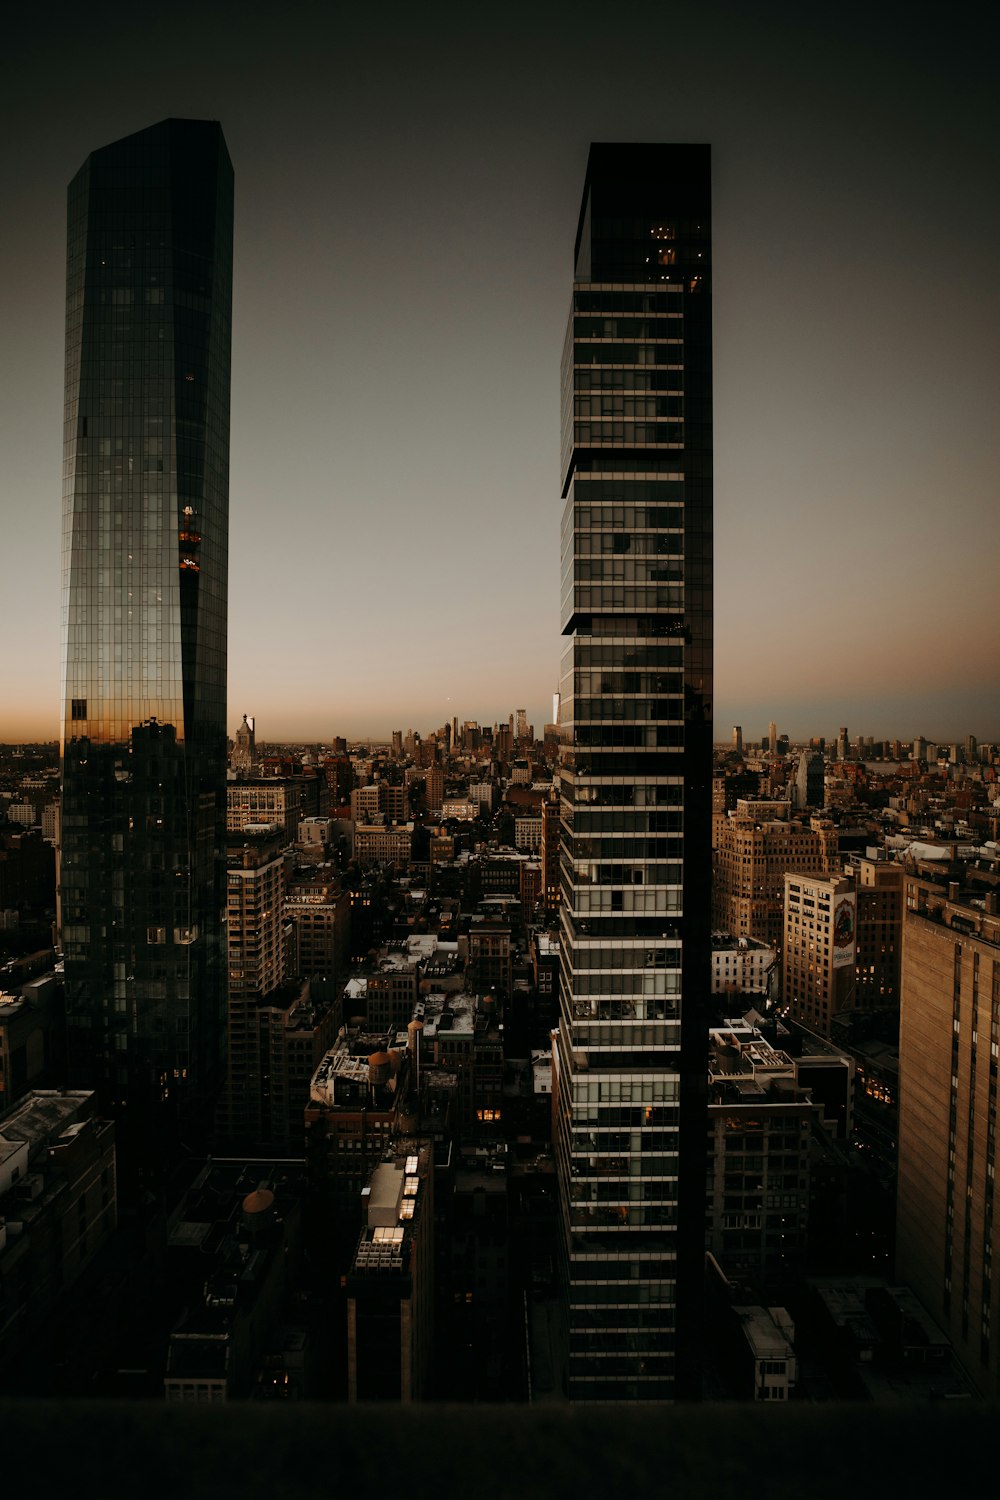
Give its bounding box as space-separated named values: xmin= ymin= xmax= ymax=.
xmin=232 ymin=715 xmax=257 ymax=774
xmin=732 ymin=725 xmax=742 ymax=753
xmin=837 ymin=726 xmax=849 ymax=762
xmin=794 ymin=750 xmax=825 ymax=809
xmin=555 ymin=143 xmax=712 ymax=1401
xmin=59 ymin=119 xmax=233 ymax=1165
xmin=768 ymin=720 xmax=777 ymax=754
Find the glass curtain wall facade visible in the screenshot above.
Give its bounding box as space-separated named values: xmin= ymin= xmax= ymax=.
xmin=60 ymin=120 xmax=233 ymax=1167
xmin=555 ymin=144 xmax=712 ymax=1400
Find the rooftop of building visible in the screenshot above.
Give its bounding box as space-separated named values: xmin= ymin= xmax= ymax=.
xmin=733 ymin=1305 xmax=796 ymax=1363
xmin=710 ymin=932 xmax=774 ymax=953
xmin=165 ymin=1161 xmax=303 ymax=1380
xmin=708 ymin=1018 xmax=824 ymax=1105
xmin=351 ymin=1139 xmax=432 ymax=1278
xmin=532 ymin=1052 xmax=553 ymax=1095
xmin=310 ymin=1026 xmax=403 ymax=1106
xmin=0 ymin=1089 xmax=94 ymax=1156
xmin=0 ymin=989 xmax=27 ymax=1018
xmin=415 ymin=992 xmax=476 ymax=1039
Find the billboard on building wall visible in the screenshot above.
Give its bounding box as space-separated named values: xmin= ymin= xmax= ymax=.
xmin=832 ymin=891 xmax=856 ymax=969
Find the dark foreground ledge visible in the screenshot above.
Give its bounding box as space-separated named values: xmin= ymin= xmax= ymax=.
xmin=3 ymin=1400 xmax=997 ymax=1498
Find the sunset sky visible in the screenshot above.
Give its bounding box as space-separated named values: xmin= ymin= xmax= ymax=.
xmin=1 ymin=1 xmax=997 ymax=745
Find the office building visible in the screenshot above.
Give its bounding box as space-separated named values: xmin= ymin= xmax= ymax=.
xmin=284 ymin=866 xmax=351 ymax=987
xmin=163 ymin=1162 xmax=303 ymax=1401
xmin=714 ymin=814 xmax=839 ymax=948
xmin=710 ymin=934 xmax=775 ymax=996
xmin=346 ymin=1139 xmax=434 ymax=1402
xmin=554 ymin=144 xmax=712 ymax=1399
xmin=896 ymin=864 xmax=1000 ymax=1397
xmin=853 ymin=857 xmax=903 ymax=1010
xmin=232 ymin=769 xmax=326 ymax=827
xmin=424 ymin=767 xmax=444 ymax=813
xmin=793 ymin=750 xmax=825 ymax=809
xmin=540 ymin=791 xmax=561 ymax=916
xmin=707 ymin=1014 xmax=851 ymax=1284
xmin=0 ymin=1090 xmax=117 ymax=1382
xmin=222 ymin=827 xmax=326 ymax=1151
xmin=0 ymin=972 xmax=65 ymax=1109
xmin=352 ymin=822 xmax=413 ymax=869
xmin=783 ymin=873 xmax=857 ymax=1036
xmin=59 ymin=120 xmax=233 ymax=1165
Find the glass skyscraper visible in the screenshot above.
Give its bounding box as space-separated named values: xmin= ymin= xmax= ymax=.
xmin=555 ymin=144 xmax=712 ymax=1399
xmin=60 ymin=120 xmax=233 ymax=1168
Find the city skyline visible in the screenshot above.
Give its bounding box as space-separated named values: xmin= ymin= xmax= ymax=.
xmin=2 ymin=2 xmax=998 ymax=743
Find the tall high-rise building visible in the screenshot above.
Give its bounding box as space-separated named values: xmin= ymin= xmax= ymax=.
xmin=59 ymin=120 xmax=233 ymax=1167
xmin=554 ymin=144 xmax=712 ymax=1400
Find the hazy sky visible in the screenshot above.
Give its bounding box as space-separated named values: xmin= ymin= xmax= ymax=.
xmin=1 ymin=1 xmax=997 ymax=745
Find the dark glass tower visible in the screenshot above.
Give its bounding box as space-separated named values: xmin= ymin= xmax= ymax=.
xmin=555 ymin=144 xmax=712 ymax=1400
xmin=60 ymin=120 xmax=233 ymax=1170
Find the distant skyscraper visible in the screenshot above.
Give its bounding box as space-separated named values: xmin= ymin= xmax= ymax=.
xmin=837 ymin=726 xmax=849 ymax=763
xmin=768 ymin=720 xmax=777 ymax=755
xmin=231 ymin=714 xmax=257 ymax=773
xmin=555 ymin=143 xmax=712 ymax=1400
xmin=732 ymin=724 xmax=742 ymax=753
xmin=59 ymin=120 xmax=233 ymax=1166
xmin=794 ymin=748 xmax=825 ymax=808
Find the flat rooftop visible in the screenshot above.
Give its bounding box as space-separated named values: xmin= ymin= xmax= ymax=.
xmin=0 ymin=1090 xmax=93 ymax=1154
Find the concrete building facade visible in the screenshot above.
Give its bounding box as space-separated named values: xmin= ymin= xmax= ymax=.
xmin=896 ymin=869 xmax=1000 ymax=1397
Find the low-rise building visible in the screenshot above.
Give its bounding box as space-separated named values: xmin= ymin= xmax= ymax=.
xmin=284 ymin=866 xmax=351 ymax=986
xmin=711 ymin=934 xmax=775 ymax=996
xmin=707 ymin=1019 xmax=830 ymax=1276
xmin=441 ymin=799 xmax=477 ymax=821
xmin=346 ymin=1138 xmax=434 ymax=1402
xmin=164 ymin=1161 xmax=303 ymax=1401
xmin=353 ymin=822 xmax=413 ymax=870
xmin=0 ymin=971 xmax=64 ymax=1109
xmin=0 ymin=1090 xmax=116 ymax=1381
